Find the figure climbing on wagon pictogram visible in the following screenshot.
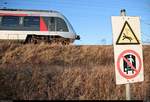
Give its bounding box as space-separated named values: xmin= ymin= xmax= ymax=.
xmin=123 ymin=54 xmax=136 ymax=74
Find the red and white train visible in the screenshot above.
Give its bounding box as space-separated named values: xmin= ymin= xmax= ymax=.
xmin=0 ymin=9 xmax=80 ymax=44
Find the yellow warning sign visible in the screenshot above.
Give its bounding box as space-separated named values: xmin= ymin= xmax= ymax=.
xmin=116 ymin=21 xmax=140 ymax=45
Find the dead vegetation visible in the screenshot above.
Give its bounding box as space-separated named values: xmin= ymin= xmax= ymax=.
xmin=0 ymin=42 xmax=149 ymax=100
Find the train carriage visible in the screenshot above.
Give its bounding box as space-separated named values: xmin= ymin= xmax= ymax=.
xmin=0 ymin=9 xmax=80 ymax=44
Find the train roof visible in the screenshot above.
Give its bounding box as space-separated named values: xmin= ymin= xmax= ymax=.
xmin=0 ymin=8 xmax=59 ymax=13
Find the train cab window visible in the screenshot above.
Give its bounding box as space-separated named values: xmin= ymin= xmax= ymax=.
xmin=1 ymin=16 xmax=19 ymax=27
xmin=56 ymin=18 xmax=68 ymax=32
xmin=49 ymin=17 xmax=56 ymax=31
xmin=24 ymin=16 xmax=40 ymax=27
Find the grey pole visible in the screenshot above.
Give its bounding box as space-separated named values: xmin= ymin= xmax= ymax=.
xmin=120 ymin=9 xmax=131 ymax=100
xmin=126 ymin=83 xmax=131 ymax=100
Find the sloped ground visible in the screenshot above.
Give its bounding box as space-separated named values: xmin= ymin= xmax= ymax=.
xmin=0 ymin=42 xmax=149 ymax=100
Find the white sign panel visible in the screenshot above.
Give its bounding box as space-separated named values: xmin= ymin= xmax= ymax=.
xmin=111 ymin=16 xmax=144 ymax=85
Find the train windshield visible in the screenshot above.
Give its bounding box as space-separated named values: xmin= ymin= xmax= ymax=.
xmin=62 ymin=15 xmax=76 ymax=34
xmin=49 ymin=17 xmax=69 ymax=32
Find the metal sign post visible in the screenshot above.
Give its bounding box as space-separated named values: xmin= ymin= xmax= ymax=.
xmin=121 ymin=9 xmax=131 ymax=100
xmin=126 ymin=83 xmax=131 ymax=100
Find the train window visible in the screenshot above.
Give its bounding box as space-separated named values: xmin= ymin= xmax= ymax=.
xmin=50 ymin=17 xmax=55 ymax=24
xmin=56 ymin=18 xmax=68 ymax=32
xmin=24 ymin=16 xmax=40 ymax=27
xmin=49 ymin=17 xmax=56 ymax=31
xmin=1 ymin=16 xmax=19 ymax=27
xmin=0 ymin=17 xmax=2 ymax=25
xmin=0 ymin=17 xmax=2 ymax=22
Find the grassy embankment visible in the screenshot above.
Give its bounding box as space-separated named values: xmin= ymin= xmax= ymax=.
xmin=0 ymin=42 xmax=149 ymax=100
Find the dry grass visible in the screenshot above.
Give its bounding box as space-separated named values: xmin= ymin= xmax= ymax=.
xmin=0 ymin=42 xmax=149 ymax=100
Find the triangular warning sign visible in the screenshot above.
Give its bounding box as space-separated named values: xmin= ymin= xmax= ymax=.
xmin=116 ymin=21 xmax=140 ymax=45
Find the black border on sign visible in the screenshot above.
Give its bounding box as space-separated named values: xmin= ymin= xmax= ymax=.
xmin=116 ymin=21 xmax=140 ymax=45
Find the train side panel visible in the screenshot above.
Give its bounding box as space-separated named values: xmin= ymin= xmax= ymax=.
xmin=0 ymin=9 xmax=79 ymax=43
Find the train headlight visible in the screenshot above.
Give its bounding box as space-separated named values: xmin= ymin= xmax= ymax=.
xmin=75 ymin=35 xmax=80 ymax=40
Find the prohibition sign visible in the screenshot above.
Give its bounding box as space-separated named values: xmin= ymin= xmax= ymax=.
xmin=117 ymin=50 xmax=142 ymax=79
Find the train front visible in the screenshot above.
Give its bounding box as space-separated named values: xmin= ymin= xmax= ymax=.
xmin=55 ymin=11 xmax=80 ymax=42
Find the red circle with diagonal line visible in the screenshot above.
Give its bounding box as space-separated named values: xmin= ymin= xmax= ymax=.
xmin=117 ymin=50 xmax=142 ymax=79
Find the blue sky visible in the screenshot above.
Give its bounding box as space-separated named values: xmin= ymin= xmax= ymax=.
xmin=0 ymin=0 xmax=150 ymax=45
